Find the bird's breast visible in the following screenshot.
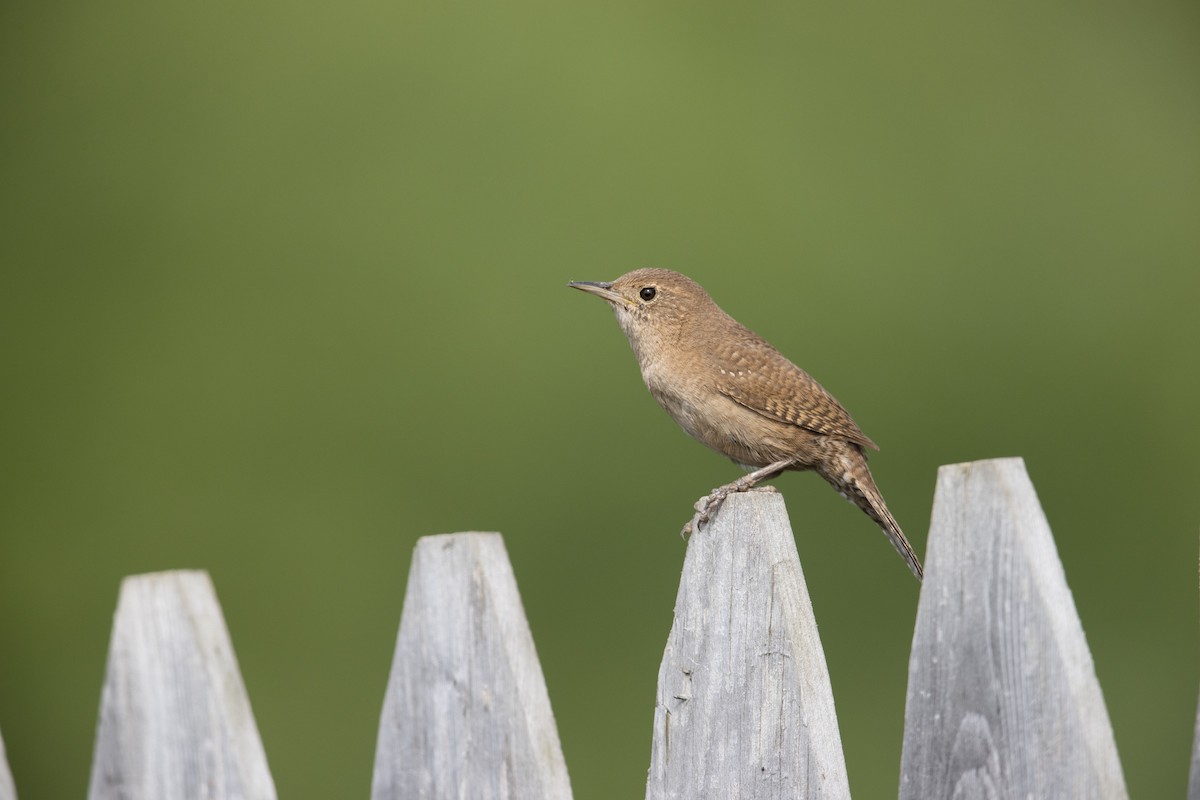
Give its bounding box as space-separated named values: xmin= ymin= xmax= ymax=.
xmin=638 ymin=356 xmax=806 ymax=468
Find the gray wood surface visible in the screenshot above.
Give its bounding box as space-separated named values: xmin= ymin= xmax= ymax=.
xmin=1190 ymin=693 xmax=1200 ymax=800
xmin=0 ymin=727 xmax=15 ymax=800
xmin=87 ymin=570 xmax=276 ymax=800
xmin=645 ymin=490 xmax=850 ymax=800
xmin=1192 ymin=546 xmax=1200 ymax=800
xmin=899 ymin=458 xmax=1127 ymax=800
xmin=372 ymin=532 xmax=572 ymax=800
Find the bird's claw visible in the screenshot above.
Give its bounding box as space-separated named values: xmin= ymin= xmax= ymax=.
xmin=681 ymin=482 xmax=780 ymax=540
xmin=681 ymin=492 xmax=724 ymax=539
xmin=680 ymin=496 xmax=710 ymax=539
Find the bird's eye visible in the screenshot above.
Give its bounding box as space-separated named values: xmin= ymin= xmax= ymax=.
xmin=639 ymin=287 xmax=657 ymax=302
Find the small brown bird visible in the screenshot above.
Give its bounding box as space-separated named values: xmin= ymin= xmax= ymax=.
xmin=570 ymin=268 xmax=923 ymax=581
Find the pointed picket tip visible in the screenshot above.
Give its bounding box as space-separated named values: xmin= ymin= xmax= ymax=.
xmin=900 ymin=457 xmax=1128 ymax=800
xmin=87 ymin=570 xmax=275 ymax=800
xmin=645 ymin=490 xmax=851 ymax=800
xmin=0 ymin=726 xmax=15 ymax=800
xmin=1189 ymin=692 xmax=1200 ymax=800
xmin=1191 ymin=535 xmax=1200 ymax=800
xmin=372 ymin=532 xmax=572 ymax=800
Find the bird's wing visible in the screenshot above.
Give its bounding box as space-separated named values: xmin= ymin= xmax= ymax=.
xmin=709 ymin=329 xmax=879 ymax=450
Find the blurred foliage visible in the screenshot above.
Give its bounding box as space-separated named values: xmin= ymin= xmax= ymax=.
xmin=1 ymin=0 xmax=1197 ymax=797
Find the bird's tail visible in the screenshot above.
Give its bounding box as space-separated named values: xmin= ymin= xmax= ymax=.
xmin=822 ymin=449 xmax=924 ymax=582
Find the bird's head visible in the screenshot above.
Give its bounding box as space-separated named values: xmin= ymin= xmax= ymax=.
xmin=569 ymin=268 xmax=717 ymax=353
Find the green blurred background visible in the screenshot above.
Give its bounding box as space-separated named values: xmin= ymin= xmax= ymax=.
xmin=1 ymin=0 xmax=1197 ymax=796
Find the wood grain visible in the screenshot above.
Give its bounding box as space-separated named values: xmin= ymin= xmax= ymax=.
xmin=645 ymin=490 xmax=850 ymax=800
xmin=87 ymin=570 xmax=275 ymax=800
xmin=899 ymin=458 xmax=1127 ymax=800
xmin=371 ymin=532 xmax=572 ymax=800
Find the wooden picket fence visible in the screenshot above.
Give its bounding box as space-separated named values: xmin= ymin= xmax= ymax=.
xmin=0 ymin=458 xmax=1196 ymax=798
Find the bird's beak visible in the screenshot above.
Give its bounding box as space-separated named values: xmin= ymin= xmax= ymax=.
xmin=569 ymin=280 xmax=630 ymax=307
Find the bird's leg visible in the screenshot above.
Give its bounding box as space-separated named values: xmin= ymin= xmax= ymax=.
xmin=681 ymin=458 xmax=797 ymax=538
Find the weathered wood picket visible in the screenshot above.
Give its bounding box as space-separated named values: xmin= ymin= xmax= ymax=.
xmin=0 ymin=457 xmax=1193 ymax=798
xmin=371 ymin=533 xmax=571 ymax=800
xmin=1191 ymin=695 xmax=1200 ymax=800
xmin=902 ymin=458 xmax=1126 ymax=799
xmin=86 ymin=571 xmax=276 ymax=800
xmin=646 ymin=489 xmax=849 ymax=799
xmin=1 ymin=727 xmax=14 ymax=800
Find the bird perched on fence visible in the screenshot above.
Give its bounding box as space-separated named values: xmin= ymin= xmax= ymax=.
xmin=569 ymin=268 xmax=923 ymax=581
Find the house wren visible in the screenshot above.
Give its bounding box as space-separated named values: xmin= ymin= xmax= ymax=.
xmin=569 ymin=268 xmax=923 ymax=581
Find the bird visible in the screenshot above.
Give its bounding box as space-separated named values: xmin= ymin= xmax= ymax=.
xmin=569 ymin=268 xmax=923 ymax=581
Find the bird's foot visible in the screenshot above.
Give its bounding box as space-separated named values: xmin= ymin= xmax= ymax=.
xmin=680 ymin=493 xmax=715 ymax=539
xmin=680 ymin=513 xmax=699 ymax=540
xmin=679 ymin=460 xmax=794 ymax=540
xmin=681 ymin=493 xmax=712 ymax=537
xmin=680 ymin=490 xmax=730 ymax=538
xmin=680 ymin=481 xmax=778 ymax=539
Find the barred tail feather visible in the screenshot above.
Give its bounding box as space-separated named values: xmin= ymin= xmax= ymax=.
xmin=824 ymin=450 xmax=924 ymax=582
xmin=857 ymin=482 xmax=924 ymax=582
